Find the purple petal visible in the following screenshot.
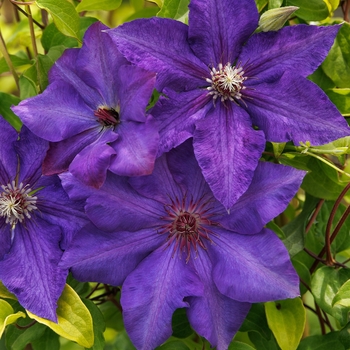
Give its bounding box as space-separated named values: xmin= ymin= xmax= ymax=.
xmin=108 ymin=116 xmax=159 ymax=177
xmin=13 ymin=82 xmax=98 ymax=142
xmin=193 ymin=102 xmax=265 ymax=209
xmin=68 ymin=129 xmax=118 ymax=188
xmin=15 ymin=126 xmax=49 ymax=186
xmin=188 ymin=0 xmax=258 ymax=65
xmin=75 ymin=22 xmax=128 ymax=107
xmin=220 ymin=162 xmax=305 ymax=234
xmin=43 ymin=128 xmax=101 ymax=176
xmin=245 ymin=72 xmax=350 ymax=145
xmin=240 ymin=25 xmax=340 ymax=81
xmin=0 ymin=118 xmax=18 ymax=184
xmin=48 ymin=47 xmax=79 ymax=83
xmin=60 ymin=223 xmax=163 ymax=286
xmin=60 ymin=171 xmax=163 ymax=232
xmin=0 ymin=219 xmax=67 ymax=321
xmin=187 ymin=249 xmax=251 ymax=350
xmin=0 ymin=220 xmax=11 ymax=260
xmin=118 ymin=65 xmax=156 ymax=123
xmin=209 ymin=228 xmax=300 ymax=303
xmin=151 ymin=89 xmax=212 ymax=155
xmin=106 ymin=18 xmax=208 ymax=91
xmin=121 ymin=246 xmax=203 ymax=350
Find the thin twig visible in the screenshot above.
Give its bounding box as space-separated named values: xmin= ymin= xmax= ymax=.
xmin=305 ymin=199 xmax=325 ymax=234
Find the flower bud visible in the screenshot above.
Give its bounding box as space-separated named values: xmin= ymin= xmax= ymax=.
xmin=258 ymin=6 xmax=299 ymax=32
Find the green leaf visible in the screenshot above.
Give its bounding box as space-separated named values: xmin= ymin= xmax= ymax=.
xmin=148 ymin=0 xmax=162 ymax=7
xmin=282 ymin=194 xmax=319 ymax=257
xmin=228 ymin=340 xmax=256 ymax=350
xmin=311 ymin=266 xmax=350 ymax=326
xmin=157 ymin=0 xmax=189 ymax=20
xmin=271 ymin=142 xmax=286 ymax=158
xmin=265 ymin=298 xmax=305 ymax=350
xmin=322 ymin=23 xmax=350 ymax=88
xmin=157 ymin=341 xmax=190 ymax=350
xmin=9 ymin=323 xmax=47 ymax=350
xmin=339 ymin=323 xmax=350 ymax=349
xmin=333 ymin=280 xmax=350 ymax=307
xmin=31 ymin=328 xmax=60 ymax=350
xmin=0 ymin=54 xmax=31 ymax=75
xmin=255 ymin=0 xmax=268 ymax=12
xmin=19 ymin=63 xmax=39 ymax=99
xmin=248 ymin=331 xmax=279 ymax=350
xmin=171 ymin=308 xmax=193 ymax=339
xmin=298 ymin=333 xmax=345 ymax=350
xmin=292 ymin=258 xmax=311 ymax=295
xmin=0 ymin=300 xmax=26 ymax=338
xmin=0 ymin=93 xmax=22 ymax=130
xmin=27 ymin=284 xmax=94 ymax=348
xmin=285 ymin=0 xmax=329 ymax=21
xmin=76 ymin=0 xmax=122 ymax=12
xmin=41 ymin=22 xmax=78 ymax=51
xmin=0 ymin=282 xmax=17 ymax=300
xmin=266 ymin=220 xmax=285 ymax=239
xmin=327 ymin=88 xmax=350 ymax=117
xmin=268 ymin=0 xmax=283 ymax=9
xmin=35 ymin=0 xmax=80 ymax=40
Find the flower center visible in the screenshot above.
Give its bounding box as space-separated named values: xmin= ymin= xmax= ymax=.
xmin=159 ymin=196 xmax=217 ymax=262
xmin=0 ymin=181 xmax=37 ymax=227
xmin=94 ymin=107 xmax=120 ymax=127
xmin=206 ymin=63 xmax=246 ymax=102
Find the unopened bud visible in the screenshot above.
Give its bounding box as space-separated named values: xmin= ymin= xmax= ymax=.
xmin=258 ymin=6 xmax=299 ymax=32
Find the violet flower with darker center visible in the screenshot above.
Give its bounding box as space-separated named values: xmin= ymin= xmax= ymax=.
xmin=13 ymin=21 xmax=158 ymax=189
xmin=0 ymin=117 xmax=87 ymax=322
xmin=107 ymin=0 xmax=350 ymax=209
xmin=60 ymin=140 xmax=306 ymax=350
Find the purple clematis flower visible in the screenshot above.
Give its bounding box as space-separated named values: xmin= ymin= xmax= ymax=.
xmin=13 ymin=22 xmax=158 ymax=188
xmin=60 ymin=140 xmax=305 ymax=350
xmin=106 ymin=0 xmax=350 ymax=209
xmin=0 ymin=117 xmax=87 ymax=322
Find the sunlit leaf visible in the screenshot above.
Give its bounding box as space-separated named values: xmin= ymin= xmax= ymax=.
xmin=0 ymin=281 xmax=17 ymax=300
xmin=333 ymin=280 xmax=350 ymax=307
xmin=265 ymin=298 xmax=305 ymax=350
xmin=0 ymin=92 xmax=22 ymax=130
xmin=327 ymin=89 xmax=350 ymax=117
xmin=285 ymin=0 xmax=329 ymax=21
xmin=26 ymin=284 xmax=94 ymax=348
xmin=36 ymin=0 xmax=80 ymax=40
xmin=76 ymin=0 xmax=122 ymax=12
xmin=228 ymin=341 xmax=256 ymax=350
xmin=157 ymin=0 xmax=189 ymax=20
xmin=83 ymin=299 xmax=105 ymax=350
xmin=0 ymin=300 xmax=26 ymax=338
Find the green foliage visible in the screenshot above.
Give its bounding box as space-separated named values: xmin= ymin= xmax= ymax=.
xmin=285 ymin=0 xmax=329 ymax=21
xmin=76 ymin=0 xmax=123 ymax=12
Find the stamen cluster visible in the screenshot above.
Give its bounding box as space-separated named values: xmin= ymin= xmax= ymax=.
xmin=159 ymin=195 xmax=217 ymax=262
xmin=0 ymin=181 xmax=37 ymax=227
xmin=94 ymin=106 xmax=120 ymax=127
xmin=206 ymin=63 xmax=246 ymax=102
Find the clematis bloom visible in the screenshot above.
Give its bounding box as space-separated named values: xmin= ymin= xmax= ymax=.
xmin=60 ymin=140 xmax=305 ymax=350
xmin=0 ymin=117 xmax=87 ymax=321
xmin=13 ymin=22 xmax=158 ymax=188
xmin=107 ymin=0 xmax=350 ymax=209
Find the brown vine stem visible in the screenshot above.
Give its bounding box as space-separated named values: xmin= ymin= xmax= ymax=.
xmin=315 ymin=302 xmax=326 ymax=335
xmin=11 ymin=3 xmax=45 ymax=29
xmin=0 ymin=29 xmax=20 ymax=90
xmin=310 ymin=182 xmax=350 ymax=274
xmin=342 ymin=0 xmax=350 ymax=22
xmin=25 ymin=4 xmax=38 ymax=58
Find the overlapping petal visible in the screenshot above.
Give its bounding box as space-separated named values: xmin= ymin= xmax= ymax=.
xmin=240 ymin=24 xmax=340 ymax=82
xmin=0 ymin=220 xmax=67 ymax=322
xmin=106 ymin=18 xmax=208 ymax=91
xmin=121 ymin=245 xmax=203 ymax=350
xmin=221 ymin=161 xmax=306 ymax=234
xmin=245 ymin=72 xmax=350 ymax=145
xmin=187 ymin=250 xmax=251 ymax=350
xmin=188 ymin=0 xmax=258 ymax=65
xmin=210 ymin=228 xmax=300 ymax=303
xmin=60 ymin=223 xmax=163 ymax=286
xmin=193 ymin=103 xmax=265 ymax=209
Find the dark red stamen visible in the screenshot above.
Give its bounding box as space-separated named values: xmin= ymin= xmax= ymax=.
xmin=94 ymin=107 xmax=120 ymax=127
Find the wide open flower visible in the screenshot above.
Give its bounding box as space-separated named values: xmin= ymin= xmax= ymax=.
xmin=60 ymin=140 xmax=305 ymax=350
xmin=0 ymin=117 xmax=87 ymax=321
xmin=106 ymin=0 xmax=350 ymax=209
xmin=13 ymin=22 xmax=158 ymax=188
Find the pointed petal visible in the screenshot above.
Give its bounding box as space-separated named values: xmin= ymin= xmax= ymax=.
xmin=118 ymin=65 xmax=156 ymax=123
xmin=240 ymin=24 xmax=340 ymax=81
xmin=106 ymin=18 xmax=208 ymax=91
xmin=68 ymin=129 xmax=118 ymax=188
xmin=188 ymin=0 xmax=258 ymax=65
xmin=152 ymin=89 xmax=211 ymax=155
xmin=60 ymin=224 xmax=163 ymax=286
xmin=193 ymin=103 xmax=265 ymax=209
xmin=0 ymin=118 xmax=18 ymax=184
xmin=109 ymin=115 xmax=159 ymax=177
xmin=0 ymin=220 xmax=67 ymax=321
xmin=121 ymin=246 xmax=203 ymax=350
xmin=210 ymin=228 xmax=300 ymax=303
xmin=13 ymin=82 xmax=97 ymax=142
xmin=15 ymin=126 xmax=49 ymax=186
xmin=0 ymin=221 xmax=11 ymax=260
xmin=221 ymin=162 xmax=305 ymax=234
xmin=187 ymin=249 xmax=251 ymax=350
xmin=245 ymin=73 xmax=350 ymax=145
xmin=75 ymin=22 xmax=128 ymax=107
xmin=43 ymin=129 xmax=100 ymax=175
